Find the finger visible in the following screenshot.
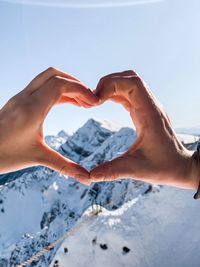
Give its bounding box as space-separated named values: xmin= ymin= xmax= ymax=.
xmin=90 ymin=155 xmax=138 ymax=182
xmin=25 ymin=67 xmax=81 ymax=94
xmin=58 ymin=96 xmax=80 ymax=106
xmin=95 ymin=71 xmax=166 ymax=130
xmin=74 ymin=97 xmax=94 ymax=108
xmin=33 ymin=76 xmax=99 ymax=118
xmin=95 ymin=75 xmax=139 ymax=102
xmin=95 ymin=70 xmax=137 ymax=95
xmin=39 ymin=144 xmax=91 ymax=186
xmin=94 ymin=70 xmax=139 ymax=103
xmin=36 ymin=76 xmax=98 ymax=103
xmin=57 ymin=96 xmax=94 ymax=108
xmin=59 ymin=96 xmax=93 ymax=108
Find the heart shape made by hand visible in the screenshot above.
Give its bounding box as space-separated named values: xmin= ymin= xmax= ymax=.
xmin=0 ymin=68 xmax=196 ymax=190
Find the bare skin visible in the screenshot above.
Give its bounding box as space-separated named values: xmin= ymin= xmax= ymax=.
xmin=0 ymin=68 xmax=199 ymax=190
xmin=0 ymin=67 xmax=99 ymax=185
xmin=90 ymin=70 xmax=200 ymax=190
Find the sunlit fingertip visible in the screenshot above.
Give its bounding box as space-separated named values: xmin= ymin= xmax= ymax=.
xmin=74 ymin=174 xmax=92 ymax=186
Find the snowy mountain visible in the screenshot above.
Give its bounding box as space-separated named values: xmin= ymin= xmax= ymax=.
xmin=60 ymin=119 xmax=123 ymax=163
xmin=45 ymin=130 xmax=70 ymax=151
xmin=176 ymin=126 xmax=200 ymax=136
xmin=0 ymin=119 xmax=199 ymax=267
xmin=50 ymin=186 xmax=200 ymax=267
xmin=0 ymin=130 xmax=69 ymax=186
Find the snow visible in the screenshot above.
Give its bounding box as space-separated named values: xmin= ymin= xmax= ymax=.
xmin=93 ymin=119 xmax=125 ymax=132
xmin=0 ymin=119 xmax=141 ymax=266
xmin=60 ymin=119 xmax=121 ymax=163
xmin=45 ymin=130 xmax=70 ymax=151
xmin=81 ymin=127 xmax=137 ymax=170
xmin=51 ymin=186 xmax=200 ymax=267
xmin=0 ymin=118 xmax=199 ymax=267
xmin=177 ymin=133 xmax=199 ymax=144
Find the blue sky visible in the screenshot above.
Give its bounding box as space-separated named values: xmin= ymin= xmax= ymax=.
xmin=0 ymin=0 xmax=200 ymax=135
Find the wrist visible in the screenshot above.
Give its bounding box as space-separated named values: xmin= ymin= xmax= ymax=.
xmin=184 ymin=149 xmax=200 ymax=190
xmin=171 ymin=150 xmax=200 ymax=190
xmin=191 ymin=149 xmax=200 ymax=197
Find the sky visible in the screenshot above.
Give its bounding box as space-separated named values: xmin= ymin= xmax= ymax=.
xmin=0 ymin=0 xmax=200 ymax=135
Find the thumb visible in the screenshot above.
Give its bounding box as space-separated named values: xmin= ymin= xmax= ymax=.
xmin=39 ymin=145 xmax=91 ymax=186
xmin=90 ymin=155 xmax=138 ymax=182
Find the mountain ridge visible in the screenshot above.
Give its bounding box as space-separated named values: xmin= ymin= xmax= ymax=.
xmin=0 ymin=118 xmax=199 ymax=267
xmin=0 ymin=118 xmax=146 ymax=266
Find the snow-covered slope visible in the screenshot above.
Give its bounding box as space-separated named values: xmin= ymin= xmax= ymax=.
xmin=0 ymin=130 xmax=69 ymax=185
xmin=45 ymin=130 xmax=70 ymax=151
xmin=51 ymin=186 xmax=200 ymax=267
xmin=0 ymin=119 xmax=198 ymax=267
xmin=0 ymin=119 xmax=146 ymax=267
xmin=177 ymin=133 xmax=199 ymax=145
xmin=60 ymin=119 xmax=122 ymax=163
xmin=175 ymin=132 xmax=199 ymax=151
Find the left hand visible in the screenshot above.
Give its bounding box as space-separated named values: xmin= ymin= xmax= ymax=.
xmin=0 ymin=67 xmax=99 ymax=185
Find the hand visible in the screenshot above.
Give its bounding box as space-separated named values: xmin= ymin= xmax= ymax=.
xmin=0 ymin=67 xmax=99 ymax=185
xmin=90 ymin=70 xmax=199 ymax=189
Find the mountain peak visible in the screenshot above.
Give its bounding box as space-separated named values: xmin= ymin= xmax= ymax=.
xmin=82 ymin=118 xmax=124 ymax=132
xmin=60 ymin=119 xmax=124 ymax=163
xmin=57 ymin=130 xmax=70 ymax=139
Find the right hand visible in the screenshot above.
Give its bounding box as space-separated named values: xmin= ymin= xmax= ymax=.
xmin=0 ymin=67 xmax=99 ymax=185
xmin=90 ymin=70 xmax=199 ymax=190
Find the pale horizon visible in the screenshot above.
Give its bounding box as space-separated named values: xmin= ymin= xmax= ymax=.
xmin=0 ymin=0 xmax=199 ymax=135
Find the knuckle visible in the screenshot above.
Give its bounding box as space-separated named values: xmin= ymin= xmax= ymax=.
xmin=52 ymin=75 xmax=61 ymax=83
xmin=51 ymin=76 xmax=67 ymax=96
xmin=98 ymin=73 xmax=117 ymax=88
xmin=47 ymin=66 xmax=57 ymax=73
xmin=102 ymin=76 xmax=115 ymax=87
xmin=100 ymin=75 xmax=107 ymax=80
xmin=99 ymin=74 xmax=111 ymax=84
xmin=98 ymin=76 xmax=106 ymax=85
xmin=128 ymin=76 xmax=144 ymax=93
xmin=50 ymin=76 xmax=64 ymax=89
xmin=130 ymin=75 xmax=142 ymax=84
xmin=125 ymin=69 xmax=137 ymax=75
